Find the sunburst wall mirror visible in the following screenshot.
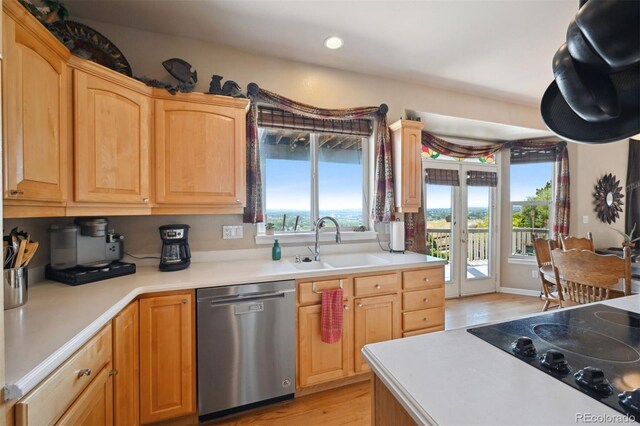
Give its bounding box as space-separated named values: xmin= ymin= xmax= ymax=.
xmin=593 ymin=173 xmax=624 ymax=224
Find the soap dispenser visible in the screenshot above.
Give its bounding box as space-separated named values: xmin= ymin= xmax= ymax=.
xmin=272 ymin=238 xmax=281 ymax=261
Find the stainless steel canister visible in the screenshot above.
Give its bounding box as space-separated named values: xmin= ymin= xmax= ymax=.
xmin=4 ymin=267 xmax=28 ymax=310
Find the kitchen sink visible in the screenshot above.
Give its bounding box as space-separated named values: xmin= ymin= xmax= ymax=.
xmin=290 ymin=260 xmax=333 ymax=270
xmin=323 ymin=253 xmax=390 ymax=268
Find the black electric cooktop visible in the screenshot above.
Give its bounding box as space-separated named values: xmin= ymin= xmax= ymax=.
xmin=468 ymin=304 xmax=640 ymax=420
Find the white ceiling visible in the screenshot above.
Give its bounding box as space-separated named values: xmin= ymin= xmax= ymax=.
xmin=63 ymin=0 xmax=578 ymax=105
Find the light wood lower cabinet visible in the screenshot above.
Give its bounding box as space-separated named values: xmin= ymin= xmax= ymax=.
xmin=113 ymin=301 xmax=140 ymax=426
xmin=297 ymin=266 xmax=444 ymax=390
xmin=354 ymin=294 xmax=401 ymax=372
xmin=55 ymin=364 xmax=114 ymax=426
xmin=298 ymin=302 xmax=353 ymax=387
xmin=139 ymin=292 xmax=196 ymax=424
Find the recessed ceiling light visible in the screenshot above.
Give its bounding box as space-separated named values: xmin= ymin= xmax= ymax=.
xmin=324 ymin=36 xmax=344 ymax=50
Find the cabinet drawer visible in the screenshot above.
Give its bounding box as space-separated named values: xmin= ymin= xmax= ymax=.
xmin=403 ymin=307 xmax=444 ymax=332
xmin=299 ymin=278 xmax=348 ymax=305
xmin=402 ymin=325 xmax=444 ymax=338
xmin=354 ymin=274 xmax=400 ymax=297
xmin=403 ymin=288 xmax=444 ymax=311
xmin=16 ymin=324 xmax=112 ymax=426
xmin=403 ymin=268 xmax=444 ymax=290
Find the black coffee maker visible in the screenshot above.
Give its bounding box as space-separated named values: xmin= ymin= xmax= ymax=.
xmin=159 ymin=224 xmax=191 ymax=271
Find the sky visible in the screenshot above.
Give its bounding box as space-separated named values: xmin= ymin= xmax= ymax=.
xmin=425 ymin=163 xmax=552 ymax=209
xmin=265 ymin=158 xmax=552 ymax=212
xmin=265 ymin=158 xmax=362 ymax=211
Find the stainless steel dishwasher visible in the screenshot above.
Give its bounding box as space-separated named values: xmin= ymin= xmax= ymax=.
xmin=196 ymin=280 xmax=296 ymax=420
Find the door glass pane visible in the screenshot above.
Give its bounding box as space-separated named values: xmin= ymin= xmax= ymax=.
xmin=318 ymin=135 xmax=364 ymax=229
xmin=425 ymin=184 xmax=454 ymax=282
xmin=467 ymin=186 xmax=491 ymax=280
xmin=261 ymin=129 xmax=312 ymax=231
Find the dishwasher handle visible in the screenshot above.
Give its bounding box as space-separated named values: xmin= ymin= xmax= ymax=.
xmin=202 ymin=290 xmax=290 ymax=306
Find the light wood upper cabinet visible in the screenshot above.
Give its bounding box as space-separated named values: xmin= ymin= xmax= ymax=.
xmin=2 ymin=3 xmax=69 ymax=213
xmin=73 ymin=65 xmax=151 ymax=206
xmin=113 ymin=300 xmax=140 ymax=426
xmin=153 ymin=94 xmax=249 ymax=213
xmin=390 ymin=120 xmax=424 ymax=213
xmin=353 ymin=294 xmax=401 ymax=373
xmin=139 ymin=292 xmax=195 ymax=424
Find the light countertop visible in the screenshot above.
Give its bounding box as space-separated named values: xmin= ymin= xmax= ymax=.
xmin=362 ymin=295 xmax=640 ymax=426
xmin=4 ymin=247 xmax=444 ymax=399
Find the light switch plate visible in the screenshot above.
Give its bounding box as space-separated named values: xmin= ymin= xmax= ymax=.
xmin=223 ymin=225 xmax=243 ymax=239
xmin=582 ymin=215 xmax=589 ymax=224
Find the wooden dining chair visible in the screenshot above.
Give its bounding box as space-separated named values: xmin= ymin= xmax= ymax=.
xmin=533 ymin=238 xmax=562 ymax=311
xmin=560 ymin=232 xmax=594 ymax=251
xmin=550 ymin=246 xmax=632 ymax=305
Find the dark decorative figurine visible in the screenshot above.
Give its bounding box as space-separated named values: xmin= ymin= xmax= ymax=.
xmin=162 ymin=58 xmax=197 ymax=85
xmin=208 ymin=75 xmax=245 ymax=98
xmin=594 ymin=173 xmax=624 ymax=224
xmin=136 ymin=58 xmax=197 ymax=95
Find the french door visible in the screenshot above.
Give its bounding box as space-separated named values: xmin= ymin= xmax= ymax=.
xmin=423 ymin=162 xmax=498 ymax=298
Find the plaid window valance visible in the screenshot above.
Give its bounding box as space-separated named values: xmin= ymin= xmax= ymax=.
xmin=467 ymin=170 xmax=498 ymax=187
xmin=258 ymin=106 xmax=373 ymax=137
xmin=510 ymin=144 xmax=563 ymax=164
xmin=425 ymin=168 xmax=460 ymax=186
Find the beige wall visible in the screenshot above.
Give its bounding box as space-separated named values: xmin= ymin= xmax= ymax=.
xmin=571 ymin=139 xmax=630 ymax=247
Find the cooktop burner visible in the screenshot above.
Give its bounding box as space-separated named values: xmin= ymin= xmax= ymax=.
xmin=468 ymin=304 xmax=640 ymax=420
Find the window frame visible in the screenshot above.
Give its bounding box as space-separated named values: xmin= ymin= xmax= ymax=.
xmin=508 ymin=161 xmax=556 ymax=260
xmin=257 ymin=128 xmax=372 ymax=237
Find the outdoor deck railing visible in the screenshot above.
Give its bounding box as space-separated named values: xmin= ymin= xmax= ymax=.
xmin=426 ymin=227 xmax=550 ymax=260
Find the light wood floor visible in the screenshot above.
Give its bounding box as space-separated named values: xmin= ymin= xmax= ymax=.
xmin=208 ymin=292 xmax=544 ymax=426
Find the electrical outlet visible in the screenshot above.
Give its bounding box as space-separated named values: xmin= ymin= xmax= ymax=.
xmin=531 ymin=269 xmax=539 ymax=278
xmin=223 ymin=225 xmax=243 ymax=239
xmin=582 ymin=215 xmax=589 ymax=224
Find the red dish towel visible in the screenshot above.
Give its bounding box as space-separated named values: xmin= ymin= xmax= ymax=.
xmin=321 ymin=288 xmax=344 ymax=344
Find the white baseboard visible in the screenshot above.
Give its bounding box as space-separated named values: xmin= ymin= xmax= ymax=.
xmin=498 ymin=287 xmax=541 ymax=297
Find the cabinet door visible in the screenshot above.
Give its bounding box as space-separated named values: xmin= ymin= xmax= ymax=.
xmin=140 ymin=293 xmax=195 ymax=424
xmin=74 ymin=70 xmax=150 ymax=204
xmin=154 ymin=99 xmax=245 ymax=206
xmin=298 ymin=303 xmax=352 ymax=387
xmin=401 ymin=127 xmax=421 ymax=210
xmin=3 ymin=13 xmax=67 ymax=202
xmin=113 ymin=301 xmax=139 ymax=426
xmin=55 ymin=364 xmax=114 ymax=426
xmin=354 ymin=294 xmax=401 ymax=372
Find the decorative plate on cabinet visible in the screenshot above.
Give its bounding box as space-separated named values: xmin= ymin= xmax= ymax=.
xmin=48 ymin=21 xmax=133 ymax=76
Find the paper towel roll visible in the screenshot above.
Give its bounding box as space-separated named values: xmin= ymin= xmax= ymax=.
xmin=390 ymin=221 xmax=405 ymax=252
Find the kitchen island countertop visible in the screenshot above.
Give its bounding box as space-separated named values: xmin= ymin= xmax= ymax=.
xmin=362 ymin=294 xmax=640 ymax=425
xmin=4 ymin=248 xmax=444 ymax=399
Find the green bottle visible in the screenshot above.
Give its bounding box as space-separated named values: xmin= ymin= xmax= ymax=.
xmin=272 ymin=239 xmax=281 ymax=261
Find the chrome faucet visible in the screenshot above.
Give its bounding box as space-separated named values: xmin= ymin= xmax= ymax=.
xmin=313 ymin=216 xmax=342 ymax=261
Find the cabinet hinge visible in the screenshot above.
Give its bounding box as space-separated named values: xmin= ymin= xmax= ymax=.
xmin=2 ymin=384 xmax=22 ymax=401
xmin=108 ymin=369 xmax=118 ymax=377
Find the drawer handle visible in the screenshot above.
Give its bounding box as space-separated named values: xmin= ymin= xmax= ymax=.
xmin=142 ymin=198 xmax=149 ymax=203
xmin=182 ymin=299 xmax=188 ymax=304
xmin=109 ymin=369 xmax=118 ymax=377
xmin=9 ymin=190 xmax=23 ymax=196
xmin=423 ymin=318 xmax=428 ymax=322
xmin=357 ymin=303 xmax=363 ymax=308
xmin=423 ymin=278 xmax=429 ymax=282
xmin=375 ymin=284 xmax=381 ymax=289
xmin=76 ymin=368 xmax=92 ymax=378
xmin=344 ymin=304 xmax=349 ymax=310
xmin=236 ymin=199 xmax=242 ymax=204
xmin=423 ymin=298 xmax=429 ymax=303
